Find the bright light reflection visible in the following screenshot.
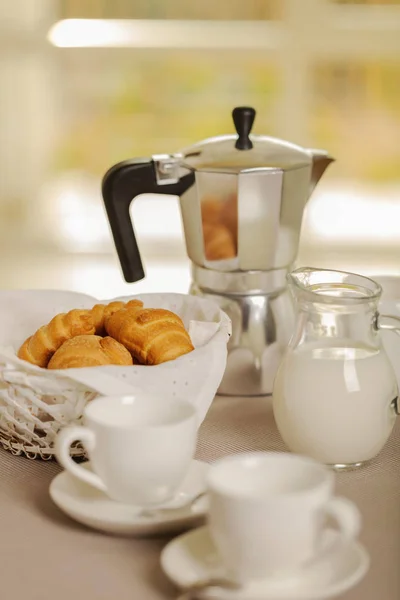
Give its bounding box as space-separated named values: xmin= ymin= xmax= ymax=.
xmin=47 ymin=18 xmax=280 ymax=49
xmin=44 ymin=172 xmax=400 ymax=253
xmin=48 ymin=19 xmax=134 ymax=48
xmin=307 ymin=187 xmax=400 ymax=241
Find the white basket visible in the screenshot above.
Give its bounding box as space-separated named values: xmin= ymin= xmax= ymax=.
xmin=0 ymin=291 xmax=231 ymax=460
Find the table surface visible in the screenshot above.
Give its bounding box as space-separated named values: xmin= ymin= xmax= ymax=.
xmin=1 ymin=394 xmax=399 ymax=600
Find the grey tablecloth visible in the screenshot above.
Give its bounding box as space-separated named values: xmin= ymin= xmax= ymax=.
xmin=1 ymin=395 xmax=399 ymax=600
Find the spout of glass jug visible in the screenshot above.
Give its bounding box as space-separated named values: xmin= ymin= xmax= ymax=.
xmin=308 ymin=150 xmax=335 ymax=196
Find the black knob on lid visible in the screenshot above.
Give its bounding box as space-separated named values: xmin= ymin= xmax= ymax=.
xmin=232 ymin=106 xmax=256 ymax=150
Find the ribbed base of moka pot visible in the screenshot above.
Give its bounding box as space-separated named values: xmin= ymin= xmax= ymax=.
xmin=189 ymin=265 xmax=295 ymax=397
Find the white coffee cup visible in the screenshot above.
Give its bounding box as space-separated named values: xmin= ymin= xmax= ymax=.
xmin=55 ymin=394 xmax=198 ymax=506
xmin=207 ymin=452 xmax=361 ymax=583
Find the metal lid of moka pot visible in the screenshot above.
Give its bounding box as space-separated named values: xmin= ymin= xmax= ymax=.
xmin=180 ymin=106 xmax=313 ymax=173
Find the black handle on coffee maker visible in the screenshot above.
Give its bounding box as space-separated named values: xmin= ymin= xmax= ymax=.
xmin=102 ymin=159 xmax=195 ymax=283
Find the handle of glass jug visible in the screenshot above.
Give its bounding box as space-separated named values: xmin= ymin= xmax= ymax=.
xmin=102 ymin=156 xmax=195 ymax=283
xmin=376 ymin=314 xmax=400 ymax=336
xmin=376 ymin=313 xmax=400 ymax=415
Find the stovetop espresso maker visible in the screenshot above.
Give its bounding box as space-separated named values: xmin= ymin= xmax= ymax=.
xmin=102 ymin=107 xmax=334 ymax=396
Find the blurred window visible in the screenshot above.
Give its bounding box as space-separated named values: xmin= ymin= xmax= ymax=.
xmin=1 ymin=0 xmax=399 ymax=275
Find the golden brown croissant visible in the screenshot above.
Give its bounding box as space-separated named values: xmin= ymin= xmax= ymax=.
xmin=90 ymin=300 xmax=143 ymax=335
xmin=48 ymin=335 xmax=133 ymax=369
xmin=203 ymin=222 xmax=236 ymax=260
xmin=17 ymin=309 xmax=95 ymax=368
xmin=125 ymin=299 xmax=145 ymax=310
xmin=105 ymin=306 xmax=194 ymax=365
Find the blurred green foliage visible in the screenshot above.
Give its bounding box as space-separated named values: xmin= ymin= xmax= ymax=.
xmin=54 ymin=55 xmax=279 ymax=176
xmin=55 ymin=56 xmax=400 ymax=183
xmin=54 ymin=0 xmax=400 ymax=184
xmin=312 ymin=62 xmax=400 ymax=181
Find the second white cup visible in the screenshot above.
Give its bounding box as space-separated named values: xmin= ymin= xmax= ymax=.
xmin=55 ymin=394 xmax=198 ymax=506
xmin=207 ymin=451 xmax=361 ymax=584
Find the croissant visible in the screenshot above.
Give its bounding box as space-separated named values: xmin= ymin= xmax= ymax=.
xmin=105 ymin=306 xmax=194 ymax=365
xmin=90 ymin=299 xmax=143 ymax=335
xmin=203 ymin=222 xmax=236 ymax=260
xmin=17 ymin=309 xmax=95 ymax=368
xmin=48 ymin=335 xmax=133 ymax=369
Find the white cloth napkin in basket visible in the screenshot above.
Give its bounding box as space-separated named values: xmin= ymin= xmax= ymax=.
xmin=0 ymin=290 xmax=231 ymax=458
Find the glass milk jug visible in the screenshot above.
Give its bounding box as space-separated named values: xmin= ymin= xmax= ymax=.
xmin=273 ymin=268 xmax=399 ymax=470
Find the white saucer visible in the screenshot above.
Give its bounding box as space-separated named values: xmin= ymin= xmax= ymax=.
xmin=49 ymin=460 xmax=209 ymax=536
xmin=161 ymin=526 xmax=370 ymax=600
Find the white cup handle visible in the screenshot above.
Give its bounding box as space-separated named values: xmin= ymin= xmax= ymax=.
xmin=325 ymin=496 xmax=361 ymax=540
xmin=55 ymin=426 xmax=107 ymax=493
xmin=304 ymin=496 xmax=361 ymax=569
